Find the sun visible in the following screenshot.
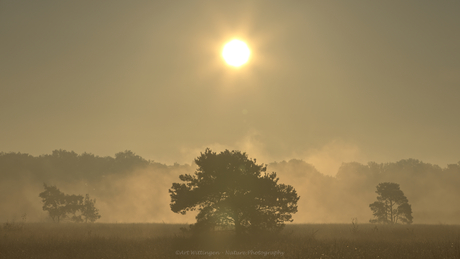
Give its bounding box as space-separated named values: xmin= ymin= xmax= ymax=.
xmin=222 ymin=39 xmax=251 ymax=67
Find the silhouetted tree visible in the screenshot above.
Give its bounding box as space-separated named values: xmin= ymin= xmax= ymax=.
xmin=369 ymin=182 xmax=413 ymax=224
xmin=39 ymin=184 xmax=101 ymax=223
xmin=169 ymin=149 xmax=300 ymax=235
xmin=66 ymin=194 xmax=84 ymax=223
xmin=39 ymin=184 xmax=68 ymax=223
xmin=80 ymin=194 xmax=101 ymax=223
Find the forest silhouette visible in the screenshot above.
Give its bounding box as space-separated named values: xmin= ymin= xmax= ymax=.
xmin=1 ymin=149 xmax=459 ymax=224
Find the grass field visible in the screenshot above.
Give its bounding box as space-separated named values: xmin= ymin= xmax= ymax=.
xmin=1 ymin=222 xmax=459 ymax=258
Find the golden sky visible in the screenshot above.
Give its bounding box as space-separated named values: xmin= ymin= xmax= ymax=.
xmin=1 ymin=1 xmax=459 ymax=175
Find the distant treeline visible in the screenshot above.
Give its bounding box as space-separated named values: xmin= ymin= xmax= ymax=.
xmin=0 ymin=150 xmax=193 ymax=223
xmin=268 ymin=158 xmax=460 ymax=223
xmin=0 ymin=150 xmax=182 ymax=182
xmin=2 ymin=149 xmax=459 ymax=185
xmin=1 ymin=150 xmax=460 ymax=224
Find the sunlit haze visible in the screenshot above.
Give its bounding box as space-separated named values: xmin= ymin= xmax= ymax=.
xmin=1 ymin=1 xmax=460 ymax=226
xmin=2 ymin=1 xmax=459 ymax=171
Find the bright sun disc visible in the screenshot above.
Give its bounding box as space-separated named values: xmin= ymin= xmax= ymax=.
xmin=222 ymin=39 xmax=250 ymax=67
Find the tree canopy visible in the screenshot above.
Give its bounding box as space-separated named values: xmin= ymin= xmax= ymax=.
xmin=38 ymin=184 xmax=68 ymax=222
xmin=39 ymin=184 xmax=101 ymax=223
xmin=169 ymin=149 xmax=300 ymax=235
xmin=369 ymin=182 xmax=413 ymax=224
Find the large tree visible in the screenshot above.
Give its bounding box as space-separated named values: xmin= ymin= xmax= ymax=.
xmin=169 ymin=149 xmax=300 ymax=235
xmin=369 ymin=182 xmax=413 ymax=224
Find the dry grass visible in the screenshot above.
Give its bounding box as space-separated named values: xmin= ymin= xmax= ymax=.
xmin=1 ymin=222 xmax=459 ymax=258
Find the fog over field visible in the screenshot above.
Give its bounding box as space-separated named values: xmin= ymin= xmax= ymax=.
xmin=1 ymin=150 xmax=459 ymax=224
xmin=1 ymin=0 xmax=460 ymax=230
xmin=3 ymin=2 xmax=460 ymax=259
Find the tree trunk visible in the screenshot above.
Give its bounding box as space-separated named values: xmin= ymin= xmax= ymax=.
xmin=233 ymin=212 xmax=242 ymax=236
xmin=390 ymin=200 xmax=394 ymax=224
xmin=235 ymin=220 xmax=242 ymax=236
xmin=385 ymin=201 xmax=389 ymax=223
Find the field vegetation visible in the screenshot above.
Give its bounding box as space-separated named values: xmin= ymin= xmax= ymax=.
xmin=1 ymin=222 xmax=459 ymax=258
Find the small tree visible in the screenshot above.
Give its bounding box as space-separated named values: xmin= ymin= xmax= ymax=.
xmin=80 ymin=194 xmax=101 ymax=223
xmin=39 ymin=184 xmax=101 ymax=223
xmin=369 ymin=182 xmax=413 ymax=224
xmin=66 ymin=194 xmax=84 ymax=223
xmin=39 ymin=184 xmax=68 ymax=223
xmin=169 ymin=149 xmax=300 ymax=235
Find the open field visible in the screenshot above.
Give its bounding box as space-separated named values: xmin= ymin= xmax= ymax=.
xmin=1 ymin=222 xmax=459 ymax=258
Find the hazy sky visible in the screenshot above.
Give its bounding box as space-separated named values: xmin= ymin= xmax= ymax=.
xmin=1 ymin=1 xmax=459 ymax=175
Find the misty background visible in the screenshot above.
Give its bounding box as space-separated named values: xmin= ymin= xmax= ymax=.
xmin=1 ymin=1 xmax=460 ymax=224
xmin=1 ymin=1 xmax=460 ymax=169
xmin=1 ymin=150 xmax=459 ymax=224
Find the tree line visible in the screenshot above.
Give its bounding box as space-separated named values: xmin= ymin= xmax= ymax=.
xmin=1 ymin=150 xmax=459 ymax=187
xmin=0 ymin=150 xmax=152 ymax=182
xmin=1 ymin=149 xmax=459 ymax=224
xmin=268 ymin=158 xmax=460 ymax=224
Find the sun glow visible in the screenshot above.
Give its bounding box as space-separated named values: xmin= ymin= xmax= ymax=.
xmin=222 ymin=39 xmax=251 ymax=67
